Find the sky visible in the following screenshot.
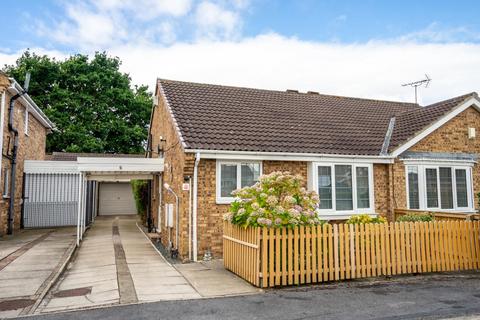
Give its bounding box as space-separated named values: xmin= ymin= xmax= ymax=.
xmin=1 ymin=0 xmax=480 ymax=104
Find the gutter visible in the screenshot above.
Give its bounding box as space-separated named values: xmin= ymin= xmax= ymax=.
xmin=8 ymin=79 xmax=55 ymax=131
xmin=192 ymin=152 xmax=200 ymax=261
xmin=184 ymin=149 xmax=395 ymax=163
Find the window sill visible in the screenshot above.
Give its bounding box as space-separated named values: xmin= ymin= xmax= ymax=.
xmin=408 ymin=208 xmax=477 ymax=214
xmin=316 ymin=210 xmax=377 ymax=221
xmin=216 ymin=198 xmax=235 ymax=205
xmin=318 ymin=212 xmax=378 ymax=221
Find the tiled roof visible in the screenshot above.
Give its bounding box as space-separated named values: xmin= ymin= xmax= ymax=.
xmin=388 ymin=92 xmax=478 ymax=152
xmin=158 ymin=79 xmax=477 ymax=156
xmin=46 ymin=152 xmax=144 ymax=161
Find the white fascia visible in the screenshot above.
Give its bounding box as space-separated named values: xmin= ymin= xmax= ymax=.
xmin=157 ymin=81 xmax=187 ymax=149
xmin=184 ymin=149 xmax=394 ymax=164
xmin=7 ymin=80 xmax=55 ymax=130
xmin=390 ymin=96 xmax=480 ymax=158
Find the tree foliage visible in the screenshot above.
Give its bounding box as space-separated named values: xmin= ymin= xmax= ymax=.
xmin=3 ymin=51 xmax=152 ymax=153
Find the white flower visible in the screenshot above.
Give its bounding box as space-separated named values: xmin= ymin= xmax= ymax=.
xmin=284 ymin=195 xmax=296 ymax=204
xmin=266 ymin=195 xmax=278 ymax=206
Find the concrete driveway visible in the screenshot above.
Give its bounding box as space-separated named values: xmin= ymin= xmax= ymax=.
xmin=0 ymin=228 xmax=76 ymax=318
xmin=38 ymin=216 xmax=200 ymax=313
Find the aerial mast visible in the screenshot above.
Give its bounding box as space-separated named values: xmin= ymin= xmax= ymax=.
xmin=402 ymin=74 xmax=431 ymax=104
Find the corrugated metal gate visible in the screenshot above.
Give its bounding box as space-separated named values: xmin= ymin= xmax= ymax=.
xmin=23 ymin=173 xmax=79 ymax=228
xmin=22 ymin=173 xmax=98 ymax=228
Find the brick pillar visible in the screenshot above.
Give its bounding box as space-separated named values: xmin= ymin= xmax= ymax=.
xmin=387 ymin=164 xmax=395 ymax=222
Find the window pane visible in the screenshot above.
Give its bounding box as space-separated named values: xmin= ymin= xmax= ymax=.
xmin=318 ymin=166 xmax=332 ymax=209
xmin=335 ymin=165 xmax=353 ymax=210
xmin=439 ymin=167 xmax=453 ymax=209
xmin=407 ymin=166 xmax=419 ymax=209
xmin=356 ymin=167 xmax=370 ymax=209
xmin=220 ymin=164 xmax=237 ymax=197
xmin=241 ymin=163 xmax=260 ymax=188
xmin=455 ymin=169 xmax=468 ymax=208
xmin=425 ymin=168 xmax=438 ymax=208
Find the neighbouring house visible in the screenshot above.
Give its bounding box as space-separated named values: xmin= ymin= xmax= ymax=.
xmin=0 ymin=72 xmax=55 ymax=236
xmin=148 ymin=78 xmax=480 ymax=261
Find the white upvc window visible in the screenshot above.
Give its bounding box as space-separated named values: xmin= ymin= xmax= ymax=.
xmin=406 ymin=163 xmax=474 ymax=212
xmin=313 ymin=163 xmax=375 ymax=217
xmin=216 ymin=160 xmax=262 ymax=204
xmin=24 ymin=109 xmax=29 ymax=135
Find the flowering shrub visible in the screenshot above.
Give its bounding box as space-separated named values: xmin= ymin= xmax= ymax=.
xmin=223 ymin=171 xmax=325 ymax=228
xmin=346 ymin=214 xmax=387 ymax=224
xmin=397 ymin=213 xmax=434 ymax=222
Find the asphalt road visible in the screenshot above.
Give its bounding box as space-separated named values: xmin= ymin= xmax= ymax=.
xmin=23 ymin=273 xmax=480 ymax=320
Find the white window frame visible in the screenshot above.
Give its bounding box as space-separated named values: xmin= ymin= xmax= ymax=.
xmin=312 ymin=162 xmax=375 ymax=218
xmin=216 ymin=160 xmax=262 ymax=204
xmin=405 ymin=163 xmax=474 ymax=213
xmin=24 ymin=108 xmax=29 ymax=136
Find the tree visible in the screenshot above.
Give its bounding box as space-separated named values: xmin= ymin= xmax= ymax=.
xmin=3 ymin=51 xmax=152 ymax=154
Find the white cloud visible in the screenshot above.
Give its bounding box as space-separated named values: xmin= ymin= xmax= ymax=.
xmin=105 ymin=34 xmax=480 ymax=105
xmin=34 ymin=0 xmax=195 ymax=50
xmin=93 ymin=0 xmax=193 ymax=18
xmin=399 ymin=22 xmax=480 ymax=43
xmin=194 ymin=1 xmax=242 ymax=40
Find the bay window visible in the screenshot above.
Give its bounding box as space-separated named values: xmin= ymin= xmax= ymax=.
xmin=216 ymin=161 xmax=261 ymax=203
xmin=315 ymin=163 xmax=374 ymax=215
xmin=406 ymin=164 xmax=473 ymax=211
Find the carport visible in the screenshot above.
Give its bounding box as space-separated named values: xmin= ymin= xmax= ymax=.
xmin=23 ymin=157 xmax=164 ymax=245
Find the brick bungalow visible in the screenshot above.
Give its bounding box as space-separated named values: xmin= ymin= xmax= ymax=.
xmin=0 ymin=72 xmax=54 ymax=236
xmin=148 ymin=79 xmax=480 ymax=261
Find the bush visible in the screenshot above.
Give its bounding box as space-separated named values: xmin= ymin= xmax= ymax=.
xmin=131 ymin=180 xmax=149 ymax=217
xmin=397 ymin=213 xmax=434 ymax=222
xmin=223 ymin=171 xmax=326 ymax=228
xmin=346 ymin=214 xmax=387 ymax=224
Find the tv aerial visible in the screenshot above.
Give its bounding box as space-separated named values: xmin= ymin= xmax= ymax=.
xmin=402 ymin=74 xmax=431 ymax=104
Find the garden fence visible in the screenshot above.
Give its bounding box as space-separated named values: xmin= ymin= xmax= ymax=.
xmin=223 ymin=220 xmax=480 ymax=287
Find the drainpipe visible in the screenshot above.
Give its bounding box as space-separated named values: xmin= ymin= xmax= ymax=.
xmin=164 ymin=183 xmax=179 ymax=259
xmin=188 ymin=176 xmax=192 ymax=260
xmin=192 ymin=152 xmax=200 ymax=261
xmin=6 ymin=74 xmax=30 ymax=235
xmin=147 ymin=180 xmax=153 ymax=232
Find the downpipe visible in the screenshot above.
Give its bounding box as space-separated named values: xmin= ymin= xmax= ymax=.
xmin=6 ymin=73 xmax=30 ymax=235
xmin=6 ymin=93 xmax=21 ymax=235
xmin=164 ymin=183 xmax=179 ymax=259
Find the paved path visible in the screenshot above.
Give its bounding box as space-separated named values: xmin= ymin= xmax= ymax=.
xmin=175 ymin=260 xmax=261 ymax=297
xmin=0 ymin=228 xmax=76 ymax=318
xmin=38 ymin=216 xmax=199 ymax=313
xmin=22 ymin=273 xmax=480 ymax=320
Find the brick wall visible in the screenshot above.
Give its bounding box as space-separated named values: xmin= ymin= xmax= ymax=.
xmin=149 ymin=89 xmax=192 ymax=260
xmin=373 ymin=164 xmax=390 ymax=218
xmin=0 ymin=81 xmax=48 ymax=235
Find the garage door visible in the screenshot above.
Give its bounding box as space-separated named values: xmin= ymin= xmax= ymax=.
xmin=99 ymin=182 xmax=136 ymax=216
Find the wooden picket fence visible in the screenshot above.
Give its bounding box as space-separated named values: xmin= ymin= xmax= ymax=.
xmin=223 ymin=220 xmax=480 ymax=288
